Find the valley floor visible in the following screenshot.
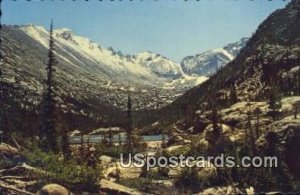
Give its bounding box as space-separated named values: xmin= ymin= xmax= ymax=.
xmin=1 ymin=97 xmax=300 ymax=194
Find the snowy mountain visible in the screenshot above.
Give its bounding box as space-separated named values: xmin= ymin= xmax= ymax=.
xmin=181 ymin=38 xmax=249 ymax=76
xmin=3 ymin=24 xmax=205 ymax=107
xmin=1 ymin=24 xmax=210 ymax=129
xmin=20 ymin=25 xmax=182 ymax=83
xmin=135 ymin=51 xmax=183 ymax=79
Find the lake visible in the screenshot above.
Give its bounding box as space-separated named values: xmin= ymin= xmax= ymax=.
xmin=69 ymin=134 xmax=169 ymax=144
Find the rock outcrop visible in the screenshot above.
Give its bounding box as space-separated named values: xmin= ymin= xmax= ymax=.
xmin=37 ymin=184 xmax=71 ymax=195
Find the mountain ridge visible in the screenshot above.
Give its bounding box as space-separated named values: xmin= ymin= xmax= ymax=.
xmin=154 ymin=0 xmax=300 ymax=130
xmin=181 ymin=37 xmax=249 ymax=76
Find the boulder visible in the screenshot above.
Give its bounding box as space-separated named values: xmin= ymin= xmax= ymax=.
xmin=167 ymin=135 xmax=184 ymax=146
xmin=221 ymin=101 xmax=269 ymax=127
xmin=198 ymin=185 xmax=243 ymax=195
xmin=281 ymin=96 xmax=300 ymax=113
xmin=37 ymin=184 xmax=71 ymax=195
xmin=164 ymin=144 xmax=190 ymax=157
xmin=68 ymin=130 xmax=81 ymax=137
xmin=204 ymin=123 xmax=231 ymax=135
xmin=204 ymin=123 xmax=231 ymax=145
xmin=103 ymin=162 xmax=141 ymax=180
xmin=246 ymin=186 xmax=255 ymax=195
xmin=99 ymin=155 xmax=114 ymax=165
xmin=0 ymin=143 xmax=19 ymax=155
xmin=256 ymin=118 xmax=300 ymax=179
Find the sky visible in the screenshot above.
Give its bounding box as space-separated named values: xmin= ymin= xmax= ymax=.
xmin=3 ymin=0 xmax=290 ymax=62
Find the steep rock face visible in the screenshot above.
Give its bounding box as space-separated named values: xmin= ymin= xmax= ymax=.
xmin=180 ymin=38 xmax=248 ymax=76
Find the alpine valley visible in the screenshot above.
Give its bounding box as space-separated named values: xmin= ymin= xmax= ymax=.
xmin=0 ymin=24 xmax=245 ymax=130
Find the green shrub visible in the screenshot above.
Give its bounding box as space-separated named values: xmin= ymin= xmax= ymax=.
xmin=175 ymin=166 xmax=219 ymax=192
xmin=47 ymin=160 xmax=101 ymax=192
xmin=21 ymin=142 xmax=101 ymax=192
xmin=0 ymin=158 xmax=13 ymax=169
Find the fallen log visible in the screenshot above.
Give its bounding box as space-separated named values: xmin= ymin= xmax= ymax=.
xmin=3 ymin=178 xmax=37 ymax=187
xmin=1 ymin=175 xmax=34 ymax=181
xmin=0 ymin=182 xmax=34 ymax=195
xmin=0 ymin=163 xmax=48 ymax=176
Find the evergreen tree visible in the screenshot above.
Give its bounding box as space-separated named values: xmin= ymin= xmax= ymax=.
xmin=0 ymin=0 xmax=3 ymax=141
xmin=40 ymin=20 xmax=58 ymax=152
xmin=108 ymin=128 xmax=113 ymax=146
xmin=126 ymin=93 xmax=132 ymax=149
xmin=246 ymin=111 xmax=256 ymax=155
xmin=254 ymin=107 xmax=262 ymax=139
xmin=267 ymin=80 xmax=282 ymax=121
xmin=211 ymin=103 xmax=220 ymax=137
xmin=118 ymin=134 xmax=122 ymax=147
xmin=61 ymin=127 xmax=71 ymax=161
xmin=209 ymin=98 xmax=220 ymax=139
xmin=229 ymin=84 xmax=238 ymax=105
xmin=0 ymin=1 xmax=8 ymax=143
xmin=80 ymin=132 xmax=84 ymax=159
xmin=294 ymin=105 xmax=298 ymax=119
xmin=297 ymin=68 xmax=300 ymax=95
xmin=161 ymin=134 xmax=166 ymax=149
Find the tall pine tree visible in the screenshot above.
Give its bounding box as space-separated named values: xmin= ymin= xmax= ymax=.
xmin=267 ymin=79 xmax=282 ymax=121
xmin=40 ymin=20 xmax=58 ymax=152
xmin=126 ymin=93 xmax=132 ymax=149
xmin=297 ymin=67 xmax=300 ymax=95
xmin=0 ymin=0 xmax=8 ymax=143
xmin=61 ymin=127 xmax=71 ymax=161
xmin=0 ymin=0 xmax=3 ymax=143
xmin=229 ymin=84 xmax=238 ymax=105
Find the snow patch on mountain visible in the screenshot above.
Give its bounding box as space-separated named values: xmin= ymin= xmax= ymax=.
xmin=135 ymin=51 xmax=183 ymax=79
xmin=20 ymin=25 xmax=189 ymax=82
xmin=181 ymin=38 xmax=249 ymax=76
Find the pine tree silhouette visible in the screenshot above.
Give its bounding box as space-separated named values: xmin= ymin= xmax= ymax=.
xmin=267 ymin=79 xmax=282 ymax=121
xmin=40 ymin=20 xmax=58 ymax=152
xmin=61 ymin=126 xmax=71 ymax=161
xmin=297 ymin=65 xmax=300 ymax=95
xmin=0 ymin=0 xmax=8 ymax=143
xmin=254 ymin=107 xmax=262 ymax=139
xmin=0 ymin=0 xmax=3 ymax=143
xmin=126 ymin=93 xmax=132 ymax=149
xmin=229 ymin=84 xmax=238 ymax=105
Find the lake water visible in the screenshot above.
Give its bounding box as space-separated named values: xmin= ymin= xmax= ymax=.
xmin=69 ymin=134 xmax=169 ymax=144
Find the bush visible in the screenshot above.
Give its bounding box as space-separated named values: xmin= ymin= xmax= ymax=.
xmin=47 ymin=160 xmax=101 ymax=192
xmin=175 ymin=166 xmax=219 ymax=192
xmin=21 ymin=142 xmax=101 ymax=192
xmin=0 ymin=157 xmax=13 ymax=169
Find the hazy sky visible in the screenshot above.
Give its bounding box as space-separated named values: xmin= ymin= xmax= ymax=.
xmin=3 ymin=0 xmax=290 ymax=62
